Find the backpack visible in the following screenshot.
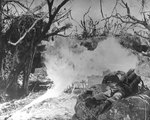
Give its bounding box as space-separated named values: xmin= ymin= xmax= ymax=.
xmin=122 ymin=69 xmax=143 ymax=95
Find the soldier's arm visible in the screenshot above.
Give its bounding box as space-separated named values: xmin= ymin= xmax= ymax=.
xmin=94 ymin=90 xmax=111 ymax=100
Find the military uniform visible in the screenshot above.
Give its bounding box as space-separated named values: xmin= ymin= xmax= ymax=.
xmin=85 ymin=69 xmax=142 ymax=114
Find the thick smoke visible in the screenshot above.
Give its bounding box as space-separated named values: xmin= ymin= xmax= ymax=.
xmin=9 ymin=36 xmax=138 ymax=119
xmin=44 ymin=36 xmax=138 ymax=96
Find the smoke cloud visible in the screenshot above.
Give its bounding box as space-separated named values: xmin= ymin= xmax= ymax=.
xmin=9 ymin=36 xmax=138 ymax=119
xmin=44 ymin=36 xmax=138 ymax=96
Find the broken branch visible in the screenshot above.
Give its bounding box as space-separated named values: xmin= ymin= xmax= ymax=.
xmin=100 ymin=0 xmax=104 ymax=18
xmin=44 ymin=23 xmax=72 ymax=38
xmin=8 ymin=13 xmax=48 ymax=46
xmin=42 ymin=0 xmax=70 ymax=35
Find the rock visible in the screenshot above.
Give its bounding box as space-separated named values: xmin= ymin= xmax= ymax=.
xmin=72 ymin=84 xmax=150 ymax=120
xmin=135 ymin=55 xmax=150 ymax=78
xmin=99 ymin=92 xmax=150 ymax=120
xmin=72 ymin=84 xmax=108 ymax=120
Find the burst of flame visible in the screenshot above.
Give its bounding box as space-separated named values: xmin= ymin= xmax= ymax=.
xmin=8 ymin=36 xmax=138 ymax=119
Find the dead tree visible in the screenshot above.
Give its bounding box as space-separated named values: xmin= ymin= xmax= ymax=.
xmin=0 ymin=0 xmax=72 ymax=98
xmin=102 ymin=0 xmax=150 ymax=38
xmin=78 ymin=7 xmax=100 ymax=39
xmin=0 ymin=0 xmax=6 ymax=89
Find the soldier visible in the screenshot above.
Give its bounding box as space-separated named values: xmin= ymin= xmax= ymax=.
xmin=85 ymin=69 xmax=143 ymax=114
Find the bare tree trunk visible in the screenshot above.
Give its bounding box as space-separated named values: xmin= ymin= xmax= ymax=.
xmin=3 ymin=0 xmax=70 ymax=99
xmin=5 ymin=48 xmax=25 ymax=98
xmin=22 ymin=43 xmax=36 ymax=95
xmin=0 ymin=40 xmax=4 ymax=82
xmin=100 ymin=0 xmax=104 ymax=18
xmin=0 ymin=0 xmax=4 ymax=84
xmin=0 ymin=0 xmax=2 ymax=32
xmin=6 ymin=63 xmax=23 ymax=98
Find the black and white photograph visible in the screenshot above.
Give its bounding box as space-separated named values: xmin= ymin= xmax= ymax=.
xmin=0 ymin=0 xmax=150 ymax=120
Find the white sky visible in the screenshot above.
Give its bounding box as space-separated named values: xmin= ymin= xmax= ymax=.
xmin=20 ymin=0 xmax=150 ymax=20
xmin=13 ymin=0 xmax=150 ymax=34
xmin=67 ymin=0 xmax=148 ymax=33
xmin=27 ymin=0 xmax=150 ymax=22
xmin=71 ymin=0 xmax=129 ymax=19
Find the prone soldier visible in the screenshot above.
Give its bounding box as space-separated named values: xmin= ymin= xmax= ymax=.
xmin=85 ymin=69 xmax=143 ymax=114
